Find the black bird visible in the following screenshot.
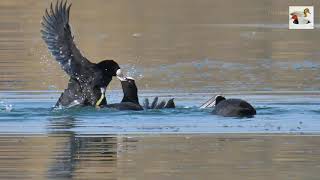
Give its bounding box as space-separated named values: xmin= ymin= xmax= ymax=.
xmin=41 ymin=1 xmax=123 ymax=108
xmin=200 ymin=95 xmax=256 ymax=117
xmin=104 ymin=76 xmax=175 ymax=111
xmin=103 ymin=77 xmax=143 ymax=111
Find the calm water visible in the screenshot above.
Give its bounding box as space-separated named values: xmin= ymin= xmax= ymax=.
xmin=1 ymin=0 xmax=320 ymax=179
xmin=0 ymin=134 xmax=319 ymax=180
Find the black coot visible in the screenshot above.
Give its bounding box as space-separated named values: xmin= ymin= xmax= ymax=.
xmin=103 ymin=77 xmax=143 ymax=111
xmin=41 ymin=1 xmax=123 ymax=108
xmin=104 ymin=76 xmax=175 ymax=111
xmin=200 ymin=95 xmax=256 ymax=117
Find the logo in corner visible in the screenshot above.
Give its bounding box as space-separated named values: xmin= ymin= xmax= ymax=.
xmin=289 ymin=6 xmax=314 ymax=29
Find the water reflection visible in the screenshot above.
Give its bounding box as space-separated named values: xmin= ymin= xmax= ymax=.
xmin=0 ymin=117 xmax=307 ymax=179
xmin=48 ymin=116 xmax=119 ymax=179
xmin=47 ymin=135 xmax=118 ymax=179
xmin=48 ymin=116 xmax=76 ymax=133
xmin=1 ymin=133 xmax=320 ymax=179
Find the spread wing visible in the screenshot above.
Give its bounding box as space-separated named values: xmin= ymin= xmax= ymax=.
xmin=41 ymin=1 xmax=91 ymax=78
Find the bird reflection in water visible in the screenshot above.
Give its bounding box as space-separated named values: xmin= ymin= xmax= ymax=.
xmin=47 ymin=116 xmax=121 ymax=179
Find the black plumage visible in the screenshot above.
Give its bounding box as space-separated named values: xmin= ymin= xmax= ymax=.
xmin=104 ymin=77 xmax=175 ymax=111
xmin=200 ymin=95 xmax=256 ymax=117
xmin=213 ymin=96 xmax=256 ymax=117
xmin=144 ymin=97 xmax=175 ymax=109
xmin=104 ymin=77 xmax=143 ymax=111
xmin=41 ymin=1 xmax=121 ymax=107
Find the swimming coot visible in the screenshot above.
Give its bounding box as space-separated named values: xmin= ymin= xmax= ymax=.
xmin=200 ymin=95 xmax=256 ymax=117
xmin=41 ymin=1 xmax=123 ymax=108
xmin=104 ymin=76 xmax=175 ymax=111
xmin=103 ymin=77 xmax=143 ymax=111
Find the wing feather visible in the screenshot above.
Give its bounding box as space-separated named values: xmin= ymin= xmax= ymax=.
xmin=41 ymin=0 xmax=91 ymax=77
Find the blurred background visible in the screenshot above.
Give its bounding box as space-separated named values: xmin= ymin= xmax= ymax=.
xmin=0 ymin=0 xmax=320 ymax=92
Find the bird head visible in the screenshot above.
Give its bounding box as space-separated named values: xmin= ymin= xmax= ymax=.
xmin=304 ymin=8 xmax=310 ymax=17
xmin=117 ymin=76 xmax=139 ymax=105
xmin=98 ymin=60 xmax=123 ymax=77
xmin=214 ymin=95 xmax=226 ymax=106
xmin=291 ymin=15 xmax=298 ymax=20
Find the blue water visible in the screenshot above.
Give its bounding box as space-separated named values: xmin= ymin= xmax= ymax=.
xmin=0 ymin=91 xmax=319 ymax=134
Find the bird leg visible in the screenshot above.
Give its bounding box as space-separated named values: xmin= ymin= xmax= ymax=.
xmin=95 ymin=87 xmax=106 ymax=107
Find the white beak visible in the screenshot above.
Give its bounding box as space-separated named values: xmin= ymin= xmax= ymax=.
xmin=116 ymin=69 xmax=126 ymax=81
xmin=116 ymin=69 xmax=123 ymax=76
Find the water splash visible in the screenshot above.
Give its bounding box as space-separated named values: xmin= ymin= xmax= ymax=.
xmin=122 ymin=64 xmax=144 ymax=80
xmin=0 ymin=100 xmax=13 ymax=112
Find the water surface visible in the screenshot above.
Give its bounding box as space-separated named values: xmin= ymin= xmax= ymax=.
xmin=0 ymin=91 xmax=319 ymax=134
xmin=0 ymin=134 xmax=320 ymax=180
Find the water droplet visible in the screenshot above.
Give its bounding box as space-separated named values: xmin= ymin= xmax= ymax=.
xmin=5 ymin=104 xmax=13 ymax=112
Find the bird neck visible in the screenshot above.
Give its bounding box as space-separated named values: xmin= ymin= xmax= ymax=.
xmin=121 ymin=95 xmax=139 ymax=105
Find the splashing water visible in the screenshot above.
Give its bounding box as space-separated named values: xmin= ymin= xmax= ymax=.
xmin=0 ymin=91 xmax=320 ymax=134
xmin=122 ymin=64 xmax=144 ymax=80
xmin=0 ymin=100 xmax=13 ymax=112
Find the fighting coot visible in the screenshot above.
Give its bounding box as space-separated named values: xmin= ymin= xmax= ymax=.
xmin=104 ymin=76 xmax=175 ymax=111
xmin=41 ymin=1 xmax=123 ymax=108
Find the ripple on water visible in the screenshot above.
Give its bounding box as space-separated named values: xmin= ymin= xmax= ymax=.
xmin=0 ymin=92 xmax=320 ymax=134
xmin=256 ymin=106 xmax=290 ymax=115
xmin=311 ymin=109 xmax=320 ymax=114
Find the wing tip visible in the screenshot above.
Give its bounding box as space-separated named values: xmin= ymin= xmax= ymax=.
xmin=42 ymin=0 xmax=71 ymax=26
xmin=40 ymin=0 xmax=73 ymax=38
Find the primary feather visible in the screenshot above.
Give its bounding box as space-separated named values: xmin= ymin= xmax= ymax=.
xmin=41 ymin=1 xmax=91 ymax=78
